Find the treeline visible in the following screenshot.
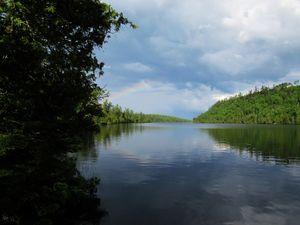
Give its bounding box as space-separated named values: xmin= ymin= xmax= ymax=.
xmin=194 ymin=82 xmax=300 ymax=124
xmin=97 ymin=101 xmax=190 ymax=124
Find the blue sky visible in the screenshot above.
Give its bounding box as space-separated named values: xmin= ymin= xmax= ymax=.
xmin=96 ymin=0 xmax=300 ymax=119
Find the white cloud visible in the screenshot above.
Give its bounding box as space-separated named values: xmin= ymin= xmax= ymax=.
xmin=101 ymin=0 xmax=300 ymax=117
xmin=106 ymin=74 xmax=299 ymax=118
xmin=106 ymin=0 xmax=300 ymax=71
xmin=199 ymin=50 xmax=274 ymax=75
xmin=108 ymin=80 xmax=230 ymax=117
xmin=221 ymin=0 xmax=300 ymax=44
xmin=279 ymin=71 xmax=300 ymax=83
xmin=123 ymin=62 xmax=153 ymax=73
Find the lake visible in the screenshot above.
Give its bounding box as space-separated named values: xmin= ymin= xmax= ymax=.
xmin=77 ymin=123 xmax=300 ymax=225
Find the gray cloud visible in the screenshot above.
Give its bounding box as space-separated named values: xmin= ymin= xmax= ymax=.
xmin=99 ymin=0 xmax=300 ymax=118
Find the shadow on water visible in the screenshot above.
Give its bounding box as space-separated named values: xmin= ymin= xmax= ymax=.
xmin=0 ymin=131 xmax=106 ymax=225
xmin=78 ymin=124 xmax=147 ymax=160
xmin=202 ymin=125 xmax=300 ymax=164
xmin=95 ymin=124 xmax=146 ymax=148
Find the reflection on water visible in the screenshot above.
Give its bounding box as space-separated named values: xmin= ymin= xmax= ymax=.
xmin=78 ymin=123 xmax=300 ymax=225
xmin=203 ymin=125 xmax=300 ymax=165
xmin=96 ymin=124 xmax=147 ymax=148
xmin=1 ymin=132 xmax=105 ymax=225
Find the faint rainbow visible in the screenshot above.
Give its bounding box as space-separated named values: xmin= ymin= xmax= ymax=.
xmin=109 ymin=81 xmax=147 ymax=100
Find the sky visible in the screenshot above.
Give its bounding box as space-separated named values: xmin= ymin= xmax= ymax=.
xmin=96 ymin=0 xmax=300 ymax=119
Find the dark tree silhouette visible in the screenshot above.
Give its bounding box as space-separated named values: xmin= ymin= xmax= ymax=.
xmin=0 ymin=1 xmax=133 ymax=224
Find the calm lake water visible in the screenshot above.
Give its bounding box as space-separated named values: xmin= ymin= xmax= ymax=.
xmin=77 ymin=123 xmax=300 ymax=225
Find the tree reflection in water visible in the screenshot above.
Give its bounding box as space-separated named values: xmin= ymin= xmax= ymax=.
xmin=0 ymin=130 xmax=106 ymax=225
xmin=203 ymin=125 xmax=300 ymax=164
xmin=96 ymin=124 xmax=146 ymax=147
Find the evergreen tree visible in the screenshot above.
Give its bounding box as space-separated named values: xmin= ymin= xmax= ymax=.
xmin=194 ymin=83 xmax=300 ymax=125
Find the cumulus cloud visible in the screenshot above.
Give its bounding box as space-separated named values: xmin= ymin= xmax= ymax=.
xmin=199 ymin=50 xmax=274 ymax=75
xmin=108 ymin=80 xmax=231 ymax=118
xmin=123 ymin=62 xmax=153 ymax=73
xmin=106 ymin=0 xmax=300 ymax=74
xmin=221 ymin=0 xmax=300 ymax=44
xmin=100 ymin=0 xmax=300 ymax=117
xmin=279 ymin=71 xmax=300 ymax=83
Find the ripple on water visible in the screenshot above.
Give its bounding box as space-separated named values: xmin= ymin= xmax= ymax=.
xmin=77 ymin=123 xmax=300 ymax=225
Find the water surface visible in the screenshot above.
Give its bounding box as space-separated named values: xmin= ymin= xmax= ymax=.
xmin=78 ymin=123 xmax=300 ymax=225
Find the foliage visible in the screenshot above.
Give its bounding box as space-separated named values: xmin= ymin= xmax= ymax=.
xmin=0 ymin=0 xmax=133 ymax=133
xmin=98 ymin=100 xmax=190 ymax=124
xmin=0 ymin=0 xmax=131 ymax=224
xmin=194 ymin=83 xmax=300 ymax=124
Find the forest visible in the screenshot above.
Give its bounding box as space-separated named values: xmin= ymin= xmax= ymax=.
xmin=194 ymin=82 xmax=300 ymax=124
xmin=1 ymin=0 xmax=300 ymax=224
xmin=97 ymin=100 xmax=190 ymax=124
xmin=0 ymin=2 xmax=187 ymax=223
xmin=0 ymin=1 xmax=132 ymax=224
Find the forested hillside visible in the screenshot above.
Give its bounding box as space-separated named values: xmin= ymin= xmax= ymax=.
xmin=97 ymin=101 xmax=190 ymax=124
xmin=194 ymin=83 xmax=300 ymax=124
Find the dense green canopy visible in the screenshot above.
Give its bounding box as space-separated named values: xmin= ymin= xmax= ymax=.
xmin=0 ymin=1 xmax=131 ymax=224
xmin=194 ymin=83 xmax=300 ymax=124
xmin=0 ymin=0 xmax=134 ymax=133
xmin=98 ymin=100 xmax=190 ymax=124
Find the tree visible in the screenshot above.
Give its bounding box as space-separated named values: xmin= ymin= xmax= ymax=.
xmin=0 ymin=0 xmax=134 ymax=133
xmin=193 ymin=83 xmax=300 ymax=125
xmin=0 ymin=1 xmax=133 ymax=224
